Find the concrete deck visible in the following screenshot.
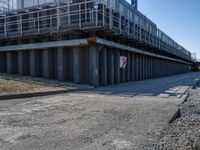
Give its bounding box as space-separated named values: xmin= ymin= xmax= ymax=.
xmin=0 ymin=72 xmax=199 ymax=150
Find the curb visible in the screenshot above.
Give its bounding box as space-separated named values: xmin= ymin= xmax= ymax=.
xmin=0 ymin=88 xmax=79 ymax=101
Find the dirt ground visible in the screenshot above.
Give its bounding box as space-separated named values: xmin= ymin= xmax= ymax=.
xmin=0 ymin=76 xmax=48 ymax=95
xmin=0 ymin=74 xmax=90 ymax=96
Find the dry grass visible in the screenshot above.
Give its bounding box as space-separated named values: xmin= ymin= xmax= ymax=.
xmin=0 ymin=77 xmax=45 ymax=95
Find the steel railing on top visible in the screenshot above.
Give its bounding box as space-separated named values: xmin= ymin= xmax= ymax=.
xmin=0 ymin=0 xmax=191 ymax=61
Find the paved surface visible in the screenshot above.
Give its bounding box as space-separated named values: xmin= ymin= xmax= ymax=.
xmin=0 ymin=72 xmax=200 ymax=150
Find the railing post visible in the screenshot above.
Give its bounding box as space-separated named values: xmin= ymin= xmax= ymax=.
xmin=57 ymin=0 xmax=60 ymax=31
xmin=19 ymin=14 xmax=22 ymax=36
xmin=4 ymin=17 xmax=7 ymax=38
xmin=102 ymin=4 xmax=105 ymax=26
xmin=37 ymin=12 xmax=40 ymax=33
xmin=79 ymin=4 xmax=81 ymax=28
xmin=68 ymin=3 xmax=71 ymax=25
xmin=109 ymin=8 xmax=112 ymax=29
xmin=96 ymin=8 xmax=98 ymax=26
xmin=119 ymin=14 xmax=121 ymax=33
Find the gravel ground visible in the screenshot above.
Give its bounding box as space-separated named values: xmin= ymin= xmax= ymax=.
xmin=154 ymin=83 xmax=200 ymax=150
xmin=0 ymin=73 xmax=199 ymax=150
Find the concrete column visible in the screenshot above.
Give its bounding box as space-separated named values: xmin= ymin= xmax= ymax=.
xmin=99 ymin=48 xmax=107 ymax=86
xmin=146 ymin=56 xmax=149 ymax=79
xmin=114 ymin=49 xmax=120 ymax=84
xmin=90 ymin=45 xmax=99 ymax=87
xmin=125 ymin=52 xmax=130 ymax=82
xmin=42 ymin=49 xmax=49 ymax=79
xmin=120 ymin=51 xmax=125 ymax=83
xmin=139 ymin=54 xmax=142 ymax=80
xmin=57 ymin=47 xmax=64 ymax=81
xmin=6 ymin=52 xmax=12 ymax=74
xmin=130 ymin=53 xmax=135 ymax=81
xmin=135 ymin=53 xmax=139 ymax=81
xmin=30 ymin=50 xmax=36 ymax=77
xmin=73 ymin=47 xmax=81 ymax=83
xmin=0 ymin=52 xmax=7 ymax=73
xmin=153 ymin=58 xmax=157 ymax=79
xmin=159 ymin=59 xmax=161 ymax=77
xmin=107 ymin=49 xmax=114 ymax=85
xmin=141 ymin=54 xmax=144 ymax=80
xmin=144 ymin=55 xmax=147 ymax=80
xmin=150 ymin=57 xmax=152 ymax=79
xmin=18 ymin=51 xmax=23 ymax=76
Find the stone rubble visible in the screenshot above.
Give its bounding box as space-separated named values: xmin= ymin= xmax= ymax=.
xmin=154 ymin=84 xmax=200 ymax=150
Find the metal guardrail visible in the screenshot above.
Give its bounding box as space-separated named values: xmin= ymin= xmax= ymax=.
xmin=0 ymin=0 xmax=192 ymax=61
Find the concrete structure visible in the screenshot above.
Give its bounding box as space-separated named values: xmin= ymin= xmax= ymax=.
xmin=0 ymin=0 xmax=193 ymax=87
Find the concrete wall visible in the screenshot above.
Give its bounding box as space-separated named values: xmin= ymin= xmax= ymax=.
xmin=0 ymin=43 xmax=191 ymax=87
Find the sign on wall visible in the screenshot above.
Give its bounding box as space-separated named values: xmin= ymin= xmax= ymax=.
xmin=120 ymin=56 xmax=127 ymax=69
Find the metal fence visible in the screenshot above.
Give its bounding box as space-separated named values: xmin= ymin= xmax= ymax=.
xmin=0 ymin=0 xmax=192 ymax=61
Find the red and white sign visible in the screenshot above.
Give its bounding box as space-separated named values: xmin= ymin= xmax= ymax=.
xmin=120 ymin=56 xmax=127 ymax=69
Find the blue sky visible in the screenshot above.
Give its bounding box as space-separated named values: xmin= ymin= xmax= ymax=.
xmin=127 ymin=0 xmax=200 ymax=59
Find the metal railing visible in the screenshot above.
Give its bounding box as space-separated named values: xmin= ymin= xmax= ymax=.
xmin=0 ymin=0 xmax=192 ymax=61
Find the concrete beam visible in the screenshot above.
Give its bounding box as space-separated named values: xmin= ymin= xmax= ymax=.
xmin=96 ymin=38 xmax=192 ymax=65
xmin=0 ymin=38 xmax=192 ymax=65
xmin=0 ymin=39 xmax=88 ymax=52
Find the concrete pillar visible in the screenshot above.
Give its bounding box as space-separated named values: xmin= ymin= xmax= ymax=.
xmin=130 ymin=53 xmax=135 ymax=81
xmin=73 ymin=47 xmax=81 ymax=83
xmin=6 ymin=52 xmax=12 ymax=74
xmin=42 ymin=49 xmax=49 ymax=79
xmin=135 ymin=53 xmax=139 ymax=81
xmin=150 ymin=57 xmax=153 ymax=79
xmin=125 ymin=52 xmax=130 ymax=82
xmin=30 ymin=50 xmax=36 ymax=77
xmin=114 ymin=49 xmax=120 ymax=84
xmin=107 ymin=49 xmax=114 ymax=85
xmin=144 ymin=55 xmax=147 ymax=80
xmin=18 ymin=51 xmax=23 ymax=75
xmin=90 ymin=45 xmax=99 ymax=87
xmin=153 ymin=58 xmax=157 ymax=79
xmin=57 ymin=47 xmax=64 ymax=81
xmin=0 ymin=52 xmax=7 ymax=73
xmin=7 ymin=51 xmax=19 ymax=74
xmin=146 ymin=56 xmax=149 ymax=79
xmin=120 ymin=51 xmax=125 ymax=83
xmin=99 ymin=48 xmax=108 ymax=86
xmin=143 ymin=55 xmax=146 ymax=80
xmin=139 ymin=54 xmax=142 ymax=80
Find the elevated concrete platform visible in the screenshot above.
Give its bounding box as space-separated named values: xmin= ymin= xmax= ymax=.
xmin=0 ymin=37 xmax=192 ymax=87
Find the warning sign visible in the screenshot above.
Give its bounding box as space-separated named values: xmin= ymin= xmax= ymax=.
xmin=120 ymin=56 xmax=127 ymax=69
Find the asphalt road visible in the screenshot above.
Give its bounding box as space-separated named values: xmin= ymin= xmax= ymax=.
xmin=0 ymin=72 xmax=200 ymax=150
